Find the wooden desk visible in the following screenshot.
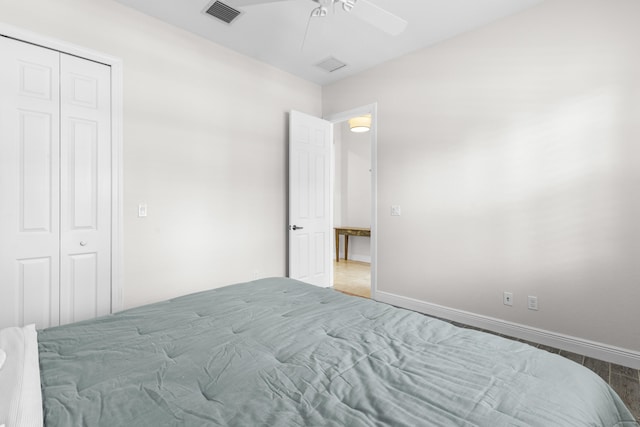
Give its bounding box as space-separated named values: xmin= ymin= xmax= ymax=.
xmin=334 ymin=226 xmax=370 ymax=262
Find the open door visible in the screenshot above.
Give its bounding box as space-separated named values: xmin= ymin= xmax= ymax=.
xmin=288 ymin=110 xmax=332 ymax=287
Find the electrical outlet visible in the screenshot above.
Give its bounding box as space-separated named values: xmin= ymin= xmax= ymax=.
xmin=528 ymin=296 xmax=538 ymax=311
xmin=391 ymin=205 xmax=401 ymax=216
xmin=503 ymin=292 xmax=513 ymax=306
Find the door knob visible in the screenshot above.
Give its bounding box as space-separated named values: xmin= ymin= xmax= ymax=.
xmin=291 ymin=225 xmax=304 ymax=230
xmin=80 ymin=241 xmax=87 ymax=246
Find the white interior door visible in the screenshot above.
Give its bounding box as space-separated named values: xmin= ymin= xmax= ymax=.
xmin=288 ymin=110 xmax=332 ymax=287
xmin=0 ymin=36 xmax=62 ymax=329
xmin=59 ymin=54 xmax=112 ymax=324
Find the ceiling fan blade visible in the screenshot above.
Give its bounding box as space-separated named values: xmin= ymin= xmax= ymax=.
xmin=229 ymin=0 xmax=289 ymax=7
xmin=349 ymin=0 xmax=407 ymax=36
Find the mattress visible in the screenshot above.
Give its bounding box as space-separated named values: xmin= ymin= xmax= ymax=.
xmin=38 ymin=278 xmax=638 ymax=426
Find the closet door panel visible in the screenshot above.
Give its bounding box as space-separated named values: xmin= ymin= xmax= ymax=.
xmin=0 ymin=36 xmax=61 ymax=329
xmin=20 ymin=112 xmax=55 ymax=231
xmin=68 ymin=118 xmax=99 ymax=229
xmin=67 ymin=253 xmax=99 ymax=324
xmin=17 ymin=257 xmax=55 ymax=327
xmin=59 ymin=54 xmax=112 ymax=325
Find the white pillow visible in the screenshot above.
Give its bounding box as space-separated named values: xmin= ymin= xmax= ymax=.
xmin=0 ymin=325 xmax=43 ymax=427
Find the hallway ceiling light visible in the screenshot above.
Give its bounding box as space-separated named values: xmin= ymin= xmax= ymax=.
xmin=348 ymin=114 xmax=371 ymax=133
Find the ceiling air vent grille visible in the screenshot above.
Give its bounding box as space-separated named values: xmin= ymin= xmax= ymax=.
xmin=316 ymin=57 xmax=347 ymax=73
xmin=205 ymin=1 xmax=242 ymax=24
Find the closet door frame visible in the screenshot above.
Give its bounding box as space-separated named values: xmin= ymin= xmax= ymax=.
xmin=0 ymin=23 xmax=124 ymax=313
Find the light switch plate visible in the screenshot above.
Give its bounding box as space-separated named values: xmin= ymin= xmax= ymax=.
xmin=138 ymin=204 xmax=147 ymax=217
xmin=391 ymin=205 xmax=401 ymax=216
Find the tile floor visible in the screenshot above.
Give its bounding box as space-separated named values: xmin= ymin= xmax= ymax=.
xmin=333 ymin=260 xmax=370 ymax=298
xmin=332 ymin=263 xmax=640 ymax=422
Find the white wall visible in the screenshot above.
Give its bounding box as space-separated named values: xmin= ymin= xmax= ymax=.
xmin=0 ymin=0 xmax=321 ymax=309
xmin=323 ymin=0 xmax=640 ymax=353
xmin=333 ymin=121 xmax=371 ymax=262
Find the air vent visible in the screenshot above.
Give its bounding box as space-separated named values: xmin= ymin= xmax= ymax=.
xmin=316 ymin=57 xmax=347 ymax=73
xmin=205 ymin=1 xmax=242 ymax=24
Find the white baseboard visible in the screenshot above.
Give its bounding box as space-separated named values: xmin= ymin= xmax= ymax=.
xmin=333 ymin=253 xmax=371 ymax=263
xmin=347 ymin=254 xmax=371 ymax=263
xmin=375 ymin=290 xmax=640 ymax=370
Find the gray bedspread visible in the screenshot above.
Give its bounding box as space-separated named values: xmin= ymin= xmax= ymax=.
xmin=38 ymin=278 xmax=637 ymax=426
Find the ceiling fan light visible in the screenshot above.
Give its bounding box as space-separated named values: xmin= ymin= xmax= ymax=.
xmin=348 ymin=114 xmax=371 ymax=133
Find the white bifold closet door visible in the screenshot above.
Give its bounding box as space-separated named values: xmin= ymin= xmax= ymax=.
xmin=0 ymin=36 xmax=112 ymax=330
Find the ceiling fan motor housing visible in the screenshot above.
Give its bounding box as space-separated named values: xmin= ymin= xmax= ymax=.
xmin=312 ymin=0 xmax=355 ymax=9
xmin=341 ymin=0 xmax=356 ymax=12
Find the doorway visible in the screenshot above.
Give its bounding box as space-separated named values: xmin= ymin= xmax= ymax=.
xmin=287 ymin=105 xmax=377 ymax=298
xmin=325 ymin=104 xmax=377 ymax=300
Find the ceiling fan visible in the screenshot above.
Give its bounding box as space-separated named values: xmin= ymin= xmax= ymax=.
xmin=229 ymin=0 xmax=408 ymax=37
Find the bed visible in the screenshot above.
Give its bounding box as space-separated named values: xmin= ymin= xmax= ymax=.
xmin=1 ymin=277 xmax=638 ymax=426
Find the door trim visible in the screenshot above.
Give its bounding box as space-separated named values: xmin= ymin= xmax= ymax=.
xmin=324 ymin=103 xmax=378 ymax=300
xmin=0 ymin=23 xmax=124 ymax=312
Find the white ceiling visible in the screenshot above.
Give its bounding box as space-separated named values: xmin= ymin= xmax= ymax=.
xmin=114 ymin=0 xmax=543 ymax=85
